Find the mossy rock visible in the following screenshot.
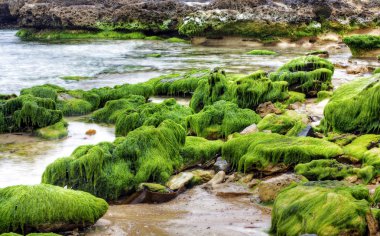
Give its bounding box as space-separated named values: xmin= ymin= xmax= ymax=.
xmin=137 ymin=183 xmax=171 ymax=193
xmin=247 ymin=49 xmax=276 ymax=55
xmin=343 ymin=134 xmax=380 ymax=160
xmin=35 ymin=120 xmax=68 ymax=140
xmin=343 ymin=35 xmax=380 ymax=57
xmin=166 ymin=37 xmax=188 ymax=43
xmin=0 ymin=184 xmax=108 ymax=234
xmin=60 ymin=76 xmax=92 ymax=81
xmin=90 ymin=83 xmax=153 ymax=107
xmin=269 ymin=56 xmax=334 ymax=97
xmin=57 ymin=90 xmax=100 ymax=116
xmin=20 ymin=85 xmax=63 ymax=101
xmin=295 ymin=159 xmax=357 ymax=181
xmin=115 ymin=98 xmax=192 ymax=136
xmin=180 ymin=136 xmax=224 ymax=166
xmin=222 ymin=132 xmax=343 ymax=172
xmin=145 ymin=69 xmax=209 ymax=96
xmin=317 ymin=90 xmax=332 ymax=102
xmin=374 ymin=68 xmax=380 ymax=74
xmin=322 ymin=74 xmax=380 ymax=133
xmin=91 ymin=95 xmax=146 ymax=124
xmin=16 ymin=29 xmax=146 ymax=41
xmin=271 ymin=181 xmax=371 ymax=236
xmin=187 ymin=100 xmax=261 ymax=139
xmin=257 ymin=110 xmax=308 ymax=136
xmin=1 ymin=233 xmax=61 ymax=236
xmin=285 ymin=91 xmax=306 ymax=105
xmin=1 ymin=95 xmax=62 ymax=132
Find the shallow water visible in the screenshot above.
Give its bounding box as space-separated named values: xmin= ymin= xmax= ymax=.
xmin=1 ymin=30 xmax=379 ymax=95
xmin=0 ymin=118 xmax=115 ymax=187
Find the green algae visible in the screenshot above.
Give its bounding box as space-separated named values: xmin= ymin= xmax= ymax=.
xmin=42 ymin=141 xmax=134 ymax=200
xmin=285 ymin=91 xmax=306 ymax=105
xmin=16 ymin=29 xmax=146 ymax=41
xmin=222 ymin=132 xmax=343 ymax=172
xmin=257 ymin=111 xmax=307 ymax=136
xmin=166 ymin=37 xmax=189 ymax=43
xmin=91 ymin=95 xmax=146 ymax=124
xmin=269 ymin=56 xmax=334 ymax=96
xmin=137 ymin=183 xmax=171 ymax=193
xmin=343 ymin=134 xmax=380 ymax=160
xmin=114 ymin=120 xmax=186 ymax=185
xmin=146 ymin=70 xmax=209 ymax=96
xmin=271 ymin=181 xmax=370 ymax=236
xmin=374 ymin=68 xmax=380 ymax=74
xmin=322 ymin=74 xmax=380 ymax=134
xmin=317 ymin=90 xmax=332 ymax=102
xmin=35 ymin=120 xmax=68 ymax=140
xmin=187 ymin=100 xmax=261 ymax=139
xmin=180 ymin=136 xmax=224 ymax=166
xmin=295 ymin=159 xmax=356 ymax=181
xmin=247 ymin=49 xmax=276 ymax=55
xmin=60 ymin=76 xmax=93 ymax=81
xmin=343 ymin=35 xmax=380 ymax=57
xmin=0 ymin=184 xmax=108 ymax=234
xmin=115 ymin=98 xmax=192 ymax=137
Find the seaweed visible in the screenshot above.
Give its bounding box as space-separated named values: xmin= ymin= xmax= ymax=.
xmin=180 ymin=136 xmax=224 ymax=166
xmin=0 ymin=184 xmax=108 ymax=234
xmin=222 ymin=132 xmax=343 ymax=172
xmin=322 ymin=74 xmax=380 ymax=134
xmin=269 ymin=56 xmax=334 ymax=96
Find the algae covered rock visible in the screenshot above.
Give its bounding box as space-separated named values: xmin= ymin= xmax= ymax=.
xmin=35 ymin=120 xmax=68 ymax=140
xmin=187 ymin=100 xmax=261 ymax=139
xmin=269 ymin=56 xmax=334 ymax=97
xmin=343 ymin=35 xmax=380 ymax=57
xmin=0 ymin=184 xmax=108 ymax=234
xmin=295 ymin=159 xmax=356 ymax=181
xmin=146 ymin=69 xmax=209 ymax=96
xmin=271 ymin=181 xmax=371 ymax=236
xmin=180 ymin=136 xmax=223 ymax=166
xmin=43 ymin=120 xmax=186 ymax=200
xmin=257 ymin=110 xmax=308 ymax=136
xmin=91 ymin=95 xmax=146 ymax=124
xmin=222 ymin=132 xmax=343 ymax=172
xmin=115 ymin=98 xmax=192 ymax=136
xmin=322 ymin=74 xmax=380 ymax=134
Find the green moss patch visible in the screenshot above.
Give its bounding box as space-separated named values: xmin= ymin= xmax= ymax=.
xmin=187 ymin=100 xmax=261 ymax=139
xmin=91 ymin=95 xmax=146 ymax=124
xmin=115 ymin=98 xmax=192 ymax=136
xmin=222 ymin=132 xmax=343 ymax=172
xmin=343 ymin=35 xmax=380 ymax=57
xmin=247 ymin=49 xmax=276 ymax=55
xmin=180 ymin=136 xmax=223 ymax=166
xmin=16 ymin=29 xmax=146 ymax=41
xmin=60 ymin=76 xmax=93 ymax=81
xmin=322 ymin=74 xmax=380 ymax=133
xmin=269 ymin=56 xmax=334 ymax=97
xmin=35 ymin=120 xmax=68 ymax=140
xmin=271 ymin=181 xmax=370 ymax=236
xmin=257 ymin=110 xmax=308 ymax=136
xmin=0 ymin=184 xmax=108 ymax=234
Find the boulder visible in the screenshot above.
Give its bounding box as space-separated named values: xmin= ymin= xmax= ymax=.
xmin=240 ymin=124 xmax=258 ymax=135
xmin=166 ymin=172 xmax=194 ymax=190
xmin=257 ymin=173 xmax=303 ymax=202
xmin=213 ymin=156 xmax=229 ymax=172
xmin=207 ymin=171 xmax=225 ymax=186
xmin=0 ymin=184 xmax=108 ymax=234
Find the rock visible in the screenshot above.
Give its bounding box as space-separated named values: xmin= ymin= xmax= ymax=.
xmin=297 ymin=125 xmax=314 ymax=137
xmin=212 ymin=182 xmax=252 ymax=198
xmin=258 ymin=173 xmax=303 ymax=202
xmin=225 ymin=172 xmax=242 ymax=183
xmin=166 ymin=172 xmax=194 ymax=190
xmin=85 ymin=129 xmax=96 ymax=136
xmin=247 ymin=179 xmax=260 ymax=188
xmin=346 ymin=66 xmax=369 ymax=75
xmin=240 ymin=124 xmax=258 ymax=135
xmin=239 ymin=173 xmax=254 ymax=183
xmin=190 ymin=169 xmax=215 ymax=186
xmin=213 ymin=156 xmax=229 ymax=172
xmin=207 ymin=171 xmax=225 ymax=186
xmin=0 ymin=184 xmax=108 ymax=234
xmin=256 ymin=102 xmax=282 ymax=118
xmin=138 ymin=183 xmax=171 ymax=193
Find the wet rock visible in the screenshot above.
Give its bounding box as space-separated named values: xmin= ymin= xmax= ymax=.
xmin=85 ymin=129 xmax=96 ymax=136
xmin=239 ymin=173 xmax=254 ymax=183
xmin=240 ymin=124 xmax=258 ymax=135
xmin=247 ymin=179 xmax=260 ymax=188
xmin=256 ymin=102 xmax=282 ymax=118
xmin=207 ymin=171 xmax=225 ymax=186
xmin=212 ymin=182 xmax=252 ymax=198
xmin=213 ymin=156 xmax=229 ymax=172
xmin=297 ymin=125 xmax=313 ymax=137
xmin=261 ymin=163 xmax=290 ymax=176
xmin=138 ymin=183 xmax=171 ymax=193
xmin=258 ymin=173 xmax=303 ymax=202
xmin=190 ymin=169 xmax=215 ymax=186
xmin=166 ymin=172 xmax=194 ymax=190
xmin=225 ymin=172 xmax=242 ymax=183
xmin=346 ymin=66 xmax=369 ymax=75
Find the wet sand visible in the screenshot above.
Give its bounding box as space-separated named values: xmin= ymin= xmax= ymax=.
xmin=87 ymin=186 xmax=271 ymax=236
